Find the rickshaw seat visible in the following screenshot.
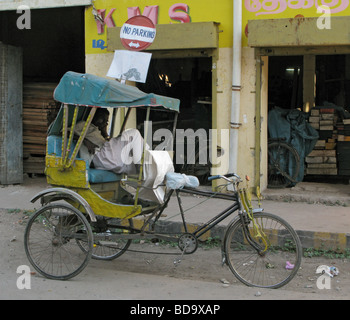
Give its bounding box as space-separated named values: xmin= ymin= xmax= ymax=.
xmin=47 ymin=135 xmax=122 ymax=184
xmin=88 ymin=168 xmax=122 ymax=183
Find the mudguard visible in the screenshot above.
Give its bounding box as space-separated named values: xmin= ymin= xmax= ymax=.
xmin=30 ymin=187 xmax=97 ymax=222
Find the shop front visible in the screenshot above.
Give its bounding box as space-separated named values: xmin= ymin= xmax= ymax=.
xmin=0 ymin=0 xmax=89 ymax=183
xmin=246 ymin=3 xmax=350 ymax=189
xmin=85 ymin=1 xmax=237 ymax=186
xmin=2 ymin=0 xmax=346 ymax=189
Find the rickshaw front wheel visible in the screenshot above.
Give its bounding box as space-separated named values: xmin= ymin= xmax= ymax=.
xmin=24 ymin=203 xmax=93 ymax=280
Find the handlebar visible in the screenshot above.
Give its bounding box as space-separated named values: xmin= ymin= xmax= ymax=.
xmin=208 ymin=173 xmax=241 ymax=182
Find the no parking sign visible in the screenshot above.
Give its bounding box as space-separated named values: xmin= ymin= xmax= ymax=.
xmin=120 ymin=16 xmax=156 ymax=51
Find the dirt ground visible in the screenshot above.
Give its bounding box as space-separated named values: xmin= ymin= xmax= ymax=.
xmin=1 ymin=208 xmax=350 ymax=300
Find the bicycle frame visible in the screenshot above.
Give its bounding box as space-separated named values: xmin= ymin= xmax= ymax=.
xmin=102 ymin=176 xmax=263 ymax=249
xmin=175 ymin=188 xmax=240 ymax=239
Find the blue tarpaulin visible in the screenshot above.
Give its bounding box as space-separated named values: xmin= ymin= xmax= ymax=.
xmin=268 ymin=107 xmax=319 ymax=183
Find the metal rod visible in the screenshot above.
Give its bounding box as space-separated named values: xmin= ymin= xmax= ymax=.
xmin=176 ymin=190 xmax=188 ymax=233
xmin=134 ymin=106 xmax=151 ymax=206
xmin=66 ymin=107 xmax=97 ymax=168
xmin=254 ymin=55 xmax=262 ymax=190
xmin=195 ymin=204 xmax=239 ymax=238
xmin=61 ymin=103 xmax=68 ymax=165
xmin=63 ymin=105 xmax=79 ymax=166
xmin=119 ymin=108 xmax=132 ymax=134
xmin=171 ymin=112 xmax=178 ymax=151
xmin=110 ymin=108 xmax=118 ymax=138
xmin=178 ymin=187 xmax=237 ymax=201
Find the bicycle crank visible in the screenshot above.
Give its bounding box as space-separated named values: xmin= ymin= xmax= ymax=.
xmin=178 ymin=233 xmax=198 ymax=254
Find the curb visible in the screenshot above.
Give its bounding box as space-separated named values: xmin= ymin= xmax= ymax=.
xmin=297 ymin=230 xmax=350 ymax=252
xmin=263 ymin=193 xmax=350 ymax=207
xmin=133 ymin=218 xmax=350 ymax=252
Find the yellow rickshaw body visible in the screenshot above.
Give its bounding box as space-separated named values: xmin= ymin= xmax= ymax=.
xmin=45 ymin=155 xmax=142 ymax=219
xmin=42 ymin=71 xmax=179 ymax=220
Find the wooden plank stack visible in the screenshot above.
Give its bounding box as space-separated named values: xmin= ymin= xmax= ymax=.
xmin=307 ymin=108 xmax=350 ymax=176
xmin=306 ymin=108 xmax=338 ymax=175
xmin=337 ymin=118 xmax=350 ymax=142
xmin=23 ymin=83 xmax=59 ymax=174
xmin=337 ymin=118 xmax=350 ymax=176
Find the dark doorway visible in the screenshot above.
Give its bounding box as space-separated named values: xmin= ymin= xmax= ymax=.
xmin=0 ymin=6 xmax=85 ymax=81
xmin=137 ymin=57 xmax=213 ymax=183
xmin=268 ymin=56 xmax=303 ymax=111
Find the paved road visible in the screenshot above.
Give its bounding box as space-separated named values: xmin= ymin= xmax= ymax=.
xmin=3 ymin=252 xmax=349 ymax=301
xmin=1 ymin=209 xmax=349 ymax=301
xmin=1 ymin=176 xmax=350 ymax=301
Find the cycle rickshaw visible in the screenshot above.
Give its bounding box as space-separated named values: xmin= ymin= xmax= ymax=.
xmin=24 ymin=72 xmax=302 ymax=289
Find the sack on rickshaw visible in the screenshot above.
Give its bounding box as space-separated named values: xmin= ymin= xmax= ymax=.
xmin=165 ymin=172 xmax=199 ymax=190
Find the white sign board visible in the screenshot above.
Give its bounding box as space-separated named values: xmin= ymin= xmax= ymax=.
xmin=120 ymin=15 xmax=156 ymax=51
xmin=106 ymin=50 xmax=152 ymax=83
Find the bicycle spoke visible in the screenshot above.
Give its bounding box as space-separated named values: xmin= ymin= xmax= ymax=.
xmin=224 ymin=212 xmax=302 ymax=288
xmin=24 ymin=204 xmax=93 ymax=280
xmin=268 ymin=141 xmax=300 ymax=188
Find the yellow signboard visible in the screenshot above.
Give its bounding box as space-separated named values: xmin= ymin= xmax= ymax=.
xmin=85 ymin=0 xmax=350 ymax=52
xmin=85 ymin=0 xmax=233 ymax=53
xmin=243 ymin=0 xmax=350 ymax=46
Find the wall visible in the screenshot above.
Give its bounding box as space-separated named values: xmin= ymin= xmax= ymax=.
xmin=0 ymin=43 xmax=23 ymax=184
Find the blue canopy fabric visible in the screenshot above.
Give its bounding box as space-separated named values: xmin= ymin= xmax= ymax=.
xmin=53 ymin=71 xmax=180 ymax=112
xmin=48 ymin=71 xmax=180 ymax=136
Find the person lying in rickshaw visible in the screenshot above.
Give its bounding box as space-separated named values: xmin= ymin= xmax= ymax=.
xmin=74 ymin=108 xmax=146 ymax=175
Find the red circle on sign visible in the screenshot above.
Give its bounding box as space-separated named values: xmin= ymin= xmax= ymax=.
xmin=120 ymin=16 xmax=156 ymax=51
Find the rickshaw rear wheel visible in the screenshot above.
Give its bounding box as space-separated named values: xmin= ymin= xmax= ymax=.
xmin=24 ymin=203 xmax=93 ymax=280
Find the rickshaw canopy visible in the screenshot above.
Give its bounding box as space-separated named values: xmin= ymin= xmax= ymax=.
xmin=54 ymin=71 xmax=180 ymax=112
xmin=49 ymin=71 xmax=180 ymax=136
